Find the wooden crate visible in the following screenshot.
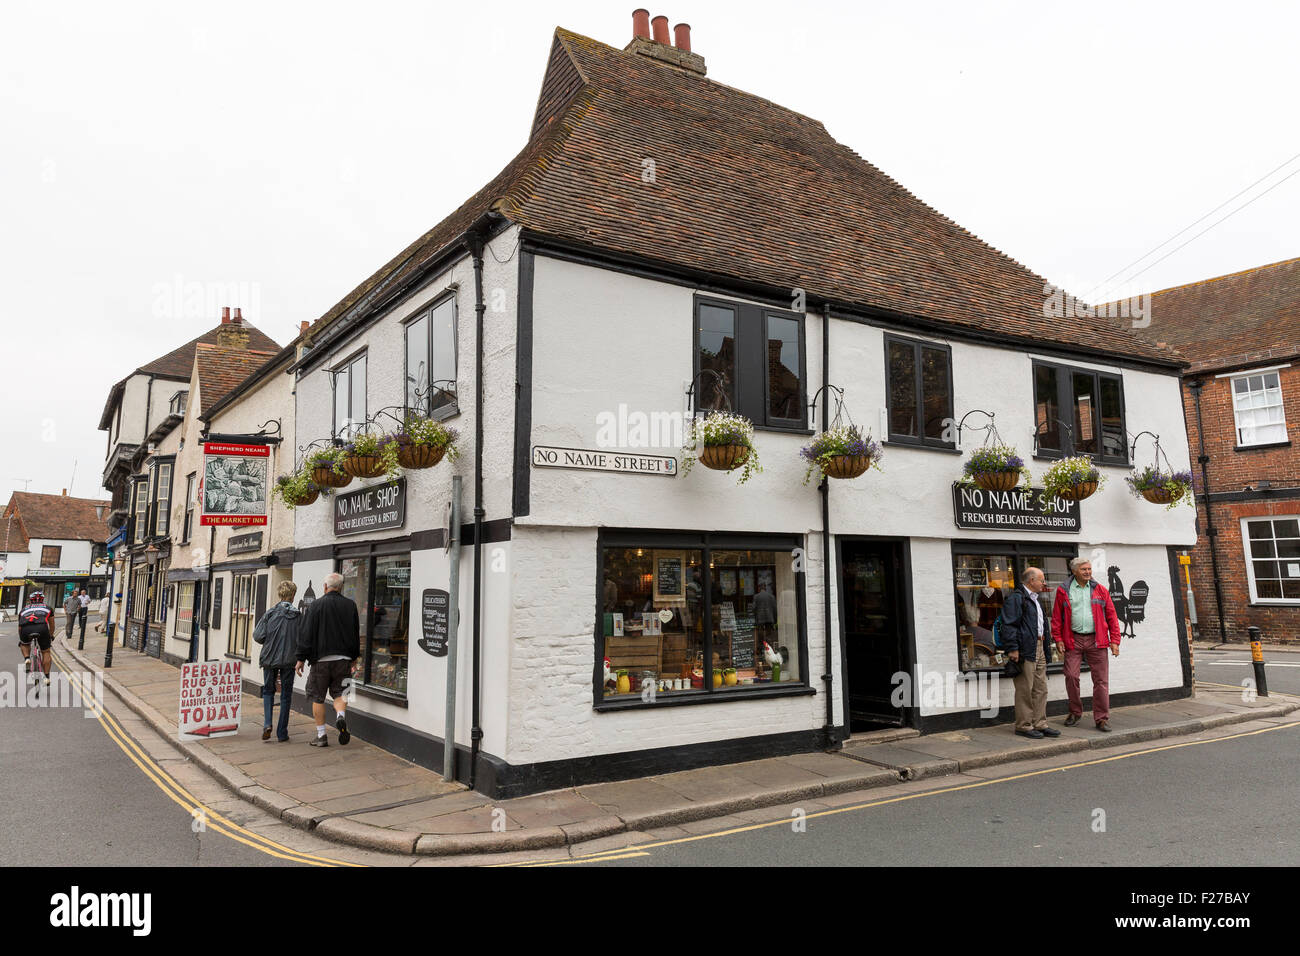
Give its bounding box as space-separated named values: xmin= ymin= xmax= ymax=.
xmin=605 ymin=635 xmax=662 ymax=677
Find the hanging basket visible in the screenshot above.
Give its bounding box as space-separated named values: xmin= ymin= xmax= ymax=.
xmin=292 ymin=488 xmax=320 ymax=506
xmin=1141 ymin=486 xmax=1180 ymax=505
xmin=1055 ymin=481 xmax=1098 ymax=502
xmin=398 ymin=442 xmax=447 ymax=470
xmin=699 ymin=444 xmax=750 ymax=472
xmin=311 ymin=466 xmax=352 ymax=489
xmin=823 ymin=454 xmax=872 ymax=480
xmin=342 ymin=454 xmax=385 ymax=479
xmin=974 ymin=470 xmax=1021 ymax=492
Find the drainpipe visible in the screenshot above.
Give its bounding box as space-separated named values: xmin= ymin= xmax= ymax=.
xmin=467 ymin=228 xmax=487 ymax=789
xmin=1188 ymin=379 xmax=1228 ymax=643
xmin=820 ymin=303 xmax=834 ymax=737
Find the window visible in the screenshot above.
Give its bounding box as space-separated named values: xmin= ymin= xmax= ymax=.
xmin=338 ymin=550 xmax=410 ymax=696
xmin=129 ymin=565 xmax=151 ymax=622
xmin=152 ymin=560 xmax=169 ymax=625
xmin=597 ymin=531 xmax=806 ymax=705
xmin=693 ymin=297 xmax=806 ymax=429
xmin=175 ymin=582 xmax=195 ymax=638
xmin=132 ymin=477 xmax=149 ymax=544
xmin=404 ymin=296 xmax=457 ymax=418
xmin=151 ymin=461 xmax=173 ymax=538
xmin=1231 ymin=371 xmax=1287 ymax=447
xmin=332 ymin=353 xmax=367 ymax=439
xmin=182 ymin=473 xmax=196 ymax=544
xmin=227 ymin=572 xmax=256 ymax=658
xmin=953 ymin=543 xmax=1075 ymax=672
xmin=40 ymin=545 xmax=61 ymax=568
xmin=1242 ymin=517 xmax=1300 ymax=603
xmin=169 ymin=391 xmax=186 ymax=416
xmin=885 ymin=334 xmax=954 ymax=447
xmin=1033 ymin=361 xmax=1127 ymax=463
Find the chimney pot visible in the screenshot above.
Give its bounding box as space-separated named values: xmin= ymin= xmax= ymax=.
xmin=632 ymin=8 xmax=650 ymax=40
xmin=62 ymin=488 xmax=67 ymax=496
xmin=221 ymin=306 xmax=230 ymax=324
xmin=233 ymin=307 xmax=243 ymax=325
xmin=299 ymin=320 xmax=310 ymax=335
xmin=673 ymin=22 xmax=691 ymax=51
xmin=651 ymin=15 xmax=669 ymax=44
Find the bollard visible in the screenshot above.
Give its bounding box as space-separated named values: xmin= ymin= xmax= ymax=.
xmin=104 ymin=620 xmax=115 ymax=669
xmin=1247 ymin=625 xmax=1268 ymax=697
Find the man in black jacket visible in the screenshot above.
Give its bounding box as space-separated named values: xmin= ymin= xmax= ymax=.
xmin=1001 ymin=567 xmax=1061 ymax=740
xmin=295 ymin=572 xmax=360 ymax=747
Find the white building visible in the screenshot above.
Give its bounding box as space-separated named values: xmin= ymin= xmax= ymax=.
xmin=0 ymin=491 xmax=112 ymax=617
xmin=285 ymin=17 xmax=1197 ymax=797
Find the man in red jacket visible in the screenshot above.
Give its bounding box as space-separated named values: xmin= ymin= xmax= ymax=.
xmin=1051 ymin=558 xmax=1121 ymax=731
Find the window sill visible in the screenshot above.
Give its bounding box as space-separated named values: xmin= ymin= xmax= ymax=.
xmin=594 ymin=683 xmax=814 ymax=711
xmin=753 ymin=422 xmax=813 ymax=436
xmin=1234 ymin=441 xmax=1291 ymax=453
xmin=352 ymin=683 xmax=409 ymax=707
xmin=1248 ymin=600 xmax=1300 ymax=607
xmin=1031 ymin=453 xmax=1131 ymax=470
xmin=885 ymin=440 xmax=961 ymax=455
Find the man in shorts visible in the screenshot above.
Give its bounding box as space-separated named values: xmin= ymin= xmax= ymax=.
xmin=295 ymin=572 xmax=360 ymax=747
xmin=18 ymin=592 xmax=55 ymax=687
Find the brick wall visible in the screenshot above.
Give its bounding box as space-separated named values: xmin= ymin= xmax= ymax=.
xmin=1181 ymin=365 xmax=1300 ymax=644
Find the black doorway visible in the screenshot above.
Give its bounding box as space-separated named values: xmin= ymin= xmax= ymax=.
xmin=839 ymin=539 xmax=912 ymax=730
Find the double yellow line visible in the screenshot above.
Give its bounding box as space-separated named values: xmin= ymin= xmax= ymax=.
xmin=50 ymin=648 xmax=361 ymax=867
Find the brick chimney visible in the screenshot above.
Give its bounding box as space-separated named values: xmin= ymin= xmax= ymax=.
xmin=625 ymin=10 xmax=706 ymax=75
xmin=216 ymin=306 xmax=250 ymax=349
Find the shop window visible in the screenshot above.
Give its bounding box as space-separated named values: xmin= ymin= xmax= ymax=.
xmin=598 ymin=532 xmax=805 ymax=704
xmin=953 ymin=545 xmax=1073 ymax=672
xmin=885 ymin=334 xmax=954 ymax=447
xmin=227 ymin=572 xmax=256 ymax=658
xmin=175 ymin=582 xmax=195 ymax=637
xmin=152 ymin=561 xmax=169 ymax=625
xmin=404 ymin=295 xmax=457 ymax=419
xmin=339 ymin=551 xmax=410 ymax=697
xmin=1243 ymin=516 xmax=1300 ymax=603
xmin=693 ymin=298 xmax=806 ymax=429
xmin=130 ymin=565 xmax=151 ymax=622
xmin=40 ymin=545 xmax=61 ymax=568
xmin=332 ymin=353 xmax=367 ymax=439
xmin=1033 ymin=361 xmax=1127 ymax=463
xmin=1231 ymin=370 xmax=1287 ymax=447
xmin=132 ymin=476 xmax=149 ymax=544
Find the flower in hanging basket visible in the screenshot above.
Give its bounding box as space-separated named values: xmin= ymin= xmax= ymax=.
xmin=391 ymin=415 xmax=460 ymax=470
xmin=305 ymin=447 xmax=352 ymax=488
xmin=342 ymin=431 xmax=401 ymax=482
xmin=682 ymin=410 xmax=761 ymax=483
xmin=271 ymin=472 xmax=329 ymax=509
xmin=959 ymin=443 xmax=1031 ymax=492
xmin=800 ymin=425 xmax=883 ymax=485
xmin=1042 ymin=455 xmax=1105 ymax=501
xmin=1126 ymin=465 xmax=1194 ymax=510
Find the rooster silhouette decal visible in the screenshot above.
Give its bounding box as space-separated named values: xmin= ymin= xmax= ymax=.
xmin=1107 ymin=565 xmax=1149 ymax=639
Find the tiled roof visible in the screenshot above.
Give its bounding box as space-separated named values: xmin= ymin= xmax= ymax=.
xmin=195 ymin=343 xmax=279 ymax=414
xmin=306 ymin=26 xmax=1180 ymax=367
xmin=1 ymin=510 xmax=30 ymax=555
xmin=4 ymin=492 xmax=112 ymax=543
xmin=1128 ymin=257 xmax=1300 ymax=375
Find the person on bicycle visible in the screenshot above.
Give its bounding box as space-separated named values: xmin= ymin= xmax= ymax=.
xmin=18 ymin=591 xmax=54 ymax=686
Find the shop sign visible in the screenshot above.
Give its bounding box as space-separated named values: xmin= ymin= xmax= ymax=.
xmin=201 ymin=442 xmax=270 ymax=527
xmin=178 ymin=661 xmax=242 ymax=740
xmin=418 ymin=588 xmax=449 ymax=657
xmin=952 ymin=484 xmax=1080 ymax=534
xmin=532 ymin=445 xmax=677 ymax=476
xmin=334 ymin=479 xmax=406 ymax=536
xmin=227 ymin=531 xmax=263 ymax=556
xmin=386 ymin=566 xmax=411 ymax=588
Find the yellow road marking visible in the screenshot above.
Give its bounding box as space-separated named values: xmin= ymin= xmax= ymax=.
xmin=564 ymin=720 xmax=1300 ymax=862
xmin=50 ymin=649 xmax=362 ymax=867
xmin=502 ymin=851 xmax=652 ymax=867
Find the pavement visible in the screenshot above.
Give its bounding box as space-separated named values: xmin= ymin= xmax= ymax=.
xmin=55 ymin=631 xmax=1300 ymax=859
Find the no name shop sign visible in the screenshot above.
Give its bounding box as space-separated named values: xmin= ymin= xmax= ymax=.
xmin=952 ymin=483 xmax=1081 ymax=533
xmin=532 ymin=445 xmax=677 ymax=476
xmin=334 ymin=478 xmax=407 ymax=536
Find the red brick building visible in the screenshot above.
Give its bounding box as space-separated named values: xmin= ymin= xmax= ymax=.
xmin=1143 ymin=257 xmax=1300 ymax=644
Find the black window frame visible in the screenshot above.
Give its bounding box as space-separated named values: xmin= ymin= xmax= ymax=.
xmin=181 ymin=472 xmax=196 ymax=544
xmin=149 ymin=457 xmax=175 ymax=539
xmin=883 ymin=333 xmax=956 ymax=449
xmin=130 ymin=475 xmax=149 ymax=544
xmin=402 ymin=292 xmax=460 ymax=422
xmin=334 ymin=538 xmax=411 ymax=703
xmin=692 ymin=295 xmax=808 ymax=432
xmin=1031 ymin=360 xmax=1128 ymax=465
xmin=331 ymin=350 xmax=368 ymax=439
xmin=593 ymin=528 xmax=812 ymax=712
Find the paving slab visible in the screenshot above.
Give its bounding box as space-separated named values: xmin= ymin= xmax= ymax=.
xmin=496 ymin=791 xmax=606 ymax=828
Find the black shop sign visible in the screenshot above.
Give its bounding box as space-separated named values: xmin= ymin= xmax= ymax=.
xmin=418 ymin=588 xmax=449 ymax=657
xmin=334 ymin=479 xmax=406 ymax=536
xmin=952 ymin=483 xmax=1081 ymax=534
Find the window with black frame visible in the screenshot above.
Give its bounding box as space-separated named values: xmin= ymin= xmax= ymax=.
xmin=693 ymin=297 xmax=806 ymax=429
xmin=338 ymin=551 xmax=410 ymax=697
xmin=404 ymin=296 xmax=457 ymax=419
xmin=332 ymin=353 xmax=367 ymax=438
xmin=1033 ymin=361 xmax=1126 ymax=463
xmin=598 ymin=532 xmax=804 ymax=703
xmin=885 ymin=334 xmax=954 ymax=447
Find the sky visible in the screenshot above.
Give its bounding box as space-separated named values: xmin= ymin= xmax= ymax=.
xmin=2 ymin=0 xmax=1297 ymax=501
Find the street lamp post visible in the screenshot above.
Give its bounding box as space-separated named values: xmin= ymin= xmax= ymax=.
xmin=106 ymin=553 xmax=124 ymax=668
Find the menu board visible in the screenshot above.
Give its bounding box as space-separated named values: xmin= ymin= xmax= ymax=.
xmin=656 ymin=556 xmax=682 ymax=597
xmin=418 ymin=588 xmax=449 ymax=657
xmin=732 ymin=616 xmax=756 ymax=668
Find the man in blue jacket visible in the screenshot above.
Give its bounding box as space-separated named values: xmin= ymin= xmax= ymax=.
xmin=1001 ymin=567 xmax=1061 ymax=740
xmin=295 ymin=572 xmax=360 ymax=747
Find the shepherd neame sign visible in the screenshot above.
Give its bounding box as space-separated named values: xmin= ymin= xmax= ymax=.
xmin=334 ymin=478 xmax=406 ymax=536
xmin=952 ymin=483 xmax=1081 ymax=534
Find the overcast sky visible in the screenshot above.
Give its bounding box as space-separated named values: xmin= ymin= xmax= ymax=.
xmin=3 ymin=0 xmax=1297 ymax=501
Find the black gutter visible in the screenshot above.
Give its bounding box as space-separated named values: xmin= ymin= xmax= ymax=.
xmin=820 ymin=303 xmax=834 ymax=736
xmin=1188 ymin=378 xmax=1228 ymax=642
xmin=468 ymin=223 xmax=488 ymax=789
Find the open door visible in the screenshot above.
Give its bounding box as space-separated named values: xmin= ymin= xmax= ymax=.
xmin=841 ymin=539 xmax=911 ymax=729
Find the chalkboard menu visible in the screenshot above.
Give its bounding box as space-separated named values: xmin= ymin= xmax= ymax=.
xmin=656 ymin=557 xmax=682 ymax=596
xmin=732 ymin=616 xmax=756 ymax=668
xmin=210 ymin=578 xmax=224 ymax=629
xmin=418 ymin=588 xmax=449 ymax=657
xmin=145 ymin=626 xmax=162 ymax=659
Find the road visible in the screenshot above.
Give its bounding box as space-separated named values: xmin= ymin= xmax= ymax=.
xmin=1195 ymin=645 xmax=1300 ymax=696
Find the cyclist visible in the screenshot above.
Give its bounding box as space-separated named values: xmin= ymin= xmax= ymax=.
xmin=18 ymin=591 xmax=54 ymax=687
